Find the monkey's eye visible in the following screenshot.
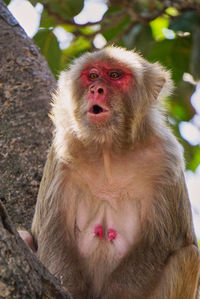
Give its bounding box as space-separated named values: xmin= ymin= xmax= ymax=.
xmin=89 ymin=73 xmax=99 ymax=80
xmin=108 ymin=70 xmax=123 ymax=80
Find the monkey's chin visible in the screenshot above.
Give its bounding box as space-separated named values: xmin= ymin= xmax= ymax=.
xmin=87 ymin=111 xmax=110 ymax=124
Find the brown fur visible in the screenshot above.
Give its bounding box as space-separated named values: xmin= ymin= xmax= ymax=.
xmin=32 ymin=47 xmax=200 ymax=298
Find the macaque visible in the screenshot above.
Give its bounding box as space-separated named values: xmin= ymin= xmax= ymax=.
xmin=30 ymin=46 xmax=199 ymax=299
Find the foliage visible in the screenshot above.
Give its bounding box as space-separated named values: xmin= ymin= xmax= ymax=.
xmin=6 ymin=0 xmax=200 ymax=171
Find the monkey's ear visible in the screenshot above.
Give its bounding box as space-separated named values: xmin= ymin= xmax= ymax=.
xmin=144 ymin=62 xmax=174 ymax=101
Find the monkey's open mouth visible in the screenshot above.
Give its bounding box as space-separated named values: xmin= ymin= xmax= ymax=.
xmin=89 ymin=104 xmax=108 ymax=115
xmin=88 ymin=104 xmax=110 ymax=122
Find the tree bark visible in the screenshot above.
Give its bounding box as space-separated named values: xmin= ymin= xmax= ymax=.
xmin=0 ymin=1 xmax=72 ymax=297
xmin=0 ymin=200 xmax=72 ymax=298
xmin=0 ymin=0 xmax=55 ymax=229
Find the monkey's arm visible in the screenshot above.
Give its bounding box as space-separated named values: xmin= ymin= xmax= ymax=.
xmin=150 ymin=244 xmax=200 ymax=299
xmin=31 ymin=147 xmax=89 ymax=298
xmin=32 ymin=146 xmax=58 ymax=239
xmin=102 ymin=179 xmax=200 ymax=299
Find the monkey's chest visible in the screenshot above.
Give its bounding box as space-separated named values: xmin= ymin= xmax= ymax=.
xmin=74 ymin=194 xmax=141 ymax=259
xmin=70 ymin=153 xmax=155 ymax=259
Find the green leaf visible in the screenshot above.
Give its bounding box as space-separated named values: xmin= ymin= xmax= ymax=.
xmin=40 ymin=9 xmax=57 ymax=28
xmin=61 ymin=24 xmax=77 ymax=33
xmin=34 ymin=28 xmax=61 ymax=77
xmin=148 ymin=37 xmax=191 ymax=82
xmin=64 ymin=0 xmax=84 ymax=17
xmin=188 ymin=146 xmax=200 ymax=171
xmin=103 ymin=15 xmax=131 ymax=42
xmin=79 ymin=26 xmax=98 ymax=35
xmin=165 ymin=7 xmax=179 ymax=17
xmin=38 ymin=0 xmax=84 ymax=19
xmin=3 ymin=0 xmax=11 ymax=5
xmin=104 ymin=4 xmax=123 ymax=16
xmin=123 ymin=24 xmax=154 ymax=56
xmin=48 ymin=0 xmax=84 ymax=18
xmin=28 ymin=0 xmax=39 ymax=5
xmin=170 ymin=103 xmax=188 ymax=120
xmin=150 ymin=16 xmax=169 ymax=41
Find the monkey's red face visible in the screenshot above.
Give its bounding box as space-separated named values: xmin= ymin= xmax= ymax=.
xmin=80 ymin=62 xmax=133 ymax=124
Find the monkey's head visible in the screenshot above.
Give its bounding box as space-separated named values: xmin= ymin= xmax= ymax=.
xmin=52 ymin=47 xmax=173 ymax=150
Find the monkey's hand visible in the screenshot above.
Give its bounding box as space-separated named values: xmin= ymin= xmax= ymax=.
xmin=18 ymin=230 xmax=36 ymax=252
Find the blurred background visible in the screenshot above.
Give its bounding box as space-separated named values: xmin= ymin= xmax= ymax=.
xmin=5 ymin=0 xmax=200 ymax=238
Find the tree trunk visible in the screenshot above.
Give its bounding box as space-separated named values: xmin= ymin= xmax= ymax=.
xmin=0 ymin=0 xmax=54 ymax=229
xmin=0 ymin=1 xmax=72 ymax=297
xmin=0 ymin=201 xmax=72 ymax=298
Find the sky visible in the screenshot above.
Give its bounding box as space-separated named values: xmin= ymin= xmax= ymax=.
xmin=8 ymin=0 xmax=200 ymax=238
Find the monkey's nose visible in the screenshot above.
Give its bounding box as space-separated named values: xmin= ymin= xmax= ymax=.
xmin=89 ymin=85 xmax=104 ymax=95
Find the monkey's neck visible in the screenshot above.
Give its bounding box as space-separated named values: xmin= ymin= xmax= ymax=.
xmin=102 ymin=147 xmax=112 ymax=184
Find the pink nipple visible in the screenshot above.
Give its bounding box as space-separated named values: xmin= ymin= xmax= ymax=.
xmin=108 ymin=228 xmax=117 ymax=241
xmin=94 ymin=225 xmax=103 ymax=239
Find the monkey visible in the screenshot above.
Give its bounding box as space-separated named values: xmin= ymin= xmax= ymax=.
xmin=29 ymin=46 xmax=200 ymax=299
